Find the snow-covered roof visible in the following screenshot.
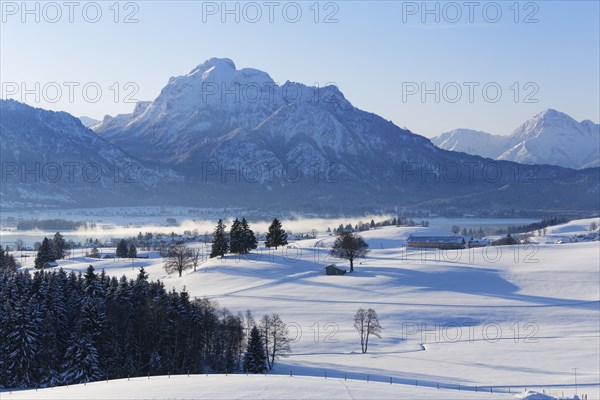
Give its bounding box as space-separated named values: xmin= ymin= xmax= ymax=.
xmin=406 ymin=236 xmax=465 ymax=244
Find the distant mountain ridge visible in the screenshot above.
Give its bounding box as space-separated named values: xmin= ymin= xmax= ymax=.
xmin=432 ymin=110 xmax=600 ymax=169
xmin=0 ymin=99 xmax=181 ymax=208
xmin=1 ymin=58 xmax=599 ymax=213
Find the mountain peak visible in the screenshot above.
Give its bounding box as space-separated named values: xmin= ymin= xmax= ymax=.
xmin=189 ymin=57 xmax=236 ymax=75
xmin=534 ymin=108 xmax=572 ymax=122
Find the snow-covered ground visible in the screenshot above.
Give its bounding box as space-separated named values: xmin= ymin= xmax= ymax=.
xmin=1 ymin=374 xmax=519 ymax=399
xmin=9 ymin=220 xmax=600 ymax=399
xmin=526 ymin=217 xmax=600 ymax=244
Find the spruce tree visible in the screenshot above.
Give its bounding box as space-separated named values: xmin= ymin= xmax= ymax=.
xmin=229 ymin=219 xmax=243 ymax=254
xmin=265 ymin=218 xmax=288 ymax=250
xmin=34 ymin=238 xmax=55 ymax=269
xmin=61 ymin=335 xmax=101 ymax=384
xmin=240 ymin=218 xmax=258 ymax=254
xmin=5 ymin=298 xmax=40 ymax=388
xmin=116 ymin=240 xmax=128 ymax=258
xmin=127 ymin=244 xmax=137 ymax=258
xmin=210 ymin=219 xmax=229 ymax=258
xmin=243 ymin=326 xmax=267 ymax=373
xmin=52 ymin=232 xmax=68 ymax=260
xmin=0 ymin=246 xmax=17 ymax=273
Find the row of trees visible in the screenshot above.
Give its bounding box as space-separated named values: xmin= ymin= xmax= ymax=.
xmin=34 ymin=232 xmax=68 ymax=269
xmin=210 ymin=218 xmax=288 ymax=258
xmin=328 ymin=217 xmax=430 ymax=234
xmin=115 ymin=240 xmax=137 ymax=258
xmin=0 ymin=265 xmax=286 ymax=389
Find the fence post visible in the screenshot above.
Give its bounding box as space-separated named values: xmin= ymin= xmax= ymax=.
xmin=344 ymin=373 xmax=347 ymax=381
xmin=290 ymin=371 xmax=292 ymax=377
xmin=475 ymin=385 xmax=477 ymax=392
xmin=367 ymin=375 xmax=369 ymax=383
xmin=390 ymin=377 xmax=392 ymax=385
xmin=325 ymin=371 xmax=327 ymax=379
xmin=458 ymin=384 xmax=460 ymax=391
xmin=437 ymin=383 xmax=439 ymax=389
xmin=491 ymin=387 xmax=493 ymax=393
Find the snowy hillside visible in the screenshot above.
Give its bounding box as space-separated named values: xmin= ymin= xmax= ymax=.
xmin=432 ymin=109 xmax=600 ymax=169
xmin=1 ymin=374 xmax=518 ymax=399
xmin=10 ymin=223 xmax=600 ymax=399
xmin=431 ymin=128 xmax=510 ymax=159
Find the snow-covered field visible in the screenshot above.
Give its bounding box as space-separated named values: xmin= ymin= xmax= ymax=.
xmin=8 ymin=220 xmax=600 ymax=399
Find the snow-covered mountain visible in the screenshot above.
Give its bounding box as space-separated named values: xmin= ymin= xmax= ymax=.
xmin=88 ymin=58 xmax=600 ymax=213
xmin=432 ymin=110 xmax=600 ymax=169
xmin=0 ymin=99 xmax=181 ymax=208
xmin=431 ymin=129 xmax=510 ymax=160
xmin=3 ymin=59 xmax=599 ymax=213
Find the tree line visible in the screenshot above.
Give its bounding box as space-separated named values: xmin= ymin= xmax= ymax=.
xmin=0 ymin=265 xmax=292 ymax=389
xmin=210 ymin=218 xmax=288 ymax=259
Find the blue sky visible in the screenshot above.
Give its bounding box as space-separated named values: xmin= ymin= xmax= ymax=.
xmin=1 ymin=1 xmax=598 ymax=137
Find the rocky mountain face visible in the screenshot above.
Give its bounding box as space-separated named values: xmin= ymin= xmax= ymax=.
xmin=432 ymin=110 xmax=600 ymax=169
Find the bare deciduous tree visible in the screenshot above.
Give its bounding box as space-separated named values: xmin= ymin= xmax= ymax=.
xmin=260 ymin=313 xmax=291 ymax=370
xmin=164 ymin=244 xmax=193 ymax=277
xmin=14 ymin=238 xmax=25 ymax=251
xmin=354 ymin=308 xmax=382 ymax=353
xmin=190 ymin=247 xmax=203 ymax=272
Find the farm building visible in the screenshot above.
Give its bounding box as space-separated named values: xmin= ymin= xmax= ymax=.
xmin=42 ymin=261 xmax=59 ymax=268
xmin=324 ymin=265 xmax=346 ymax=275
xmin=406 ymin=236 xmax=466 ymax=249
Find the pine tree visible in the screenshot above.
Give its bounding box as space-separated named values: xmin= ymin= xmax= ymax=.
xmin=265 ymin=218 xmax=288 ymax=250
xmin=116 ymin=240 xmax=128 ymax=258
xmin=243 ymin=326 xmax=267 ymax=373
xmin=34 ymin=238 xmax=55 ymax=269
xmin=210 ymin=219 xmax=229 ymax=258
xmin=239 ymin=218 xmax=258 ymax=254
xmin=229 ymin=219 xmax=243 ymax=254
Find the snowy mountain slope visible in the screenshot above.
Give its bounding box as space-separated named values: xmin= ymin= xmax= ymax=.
xmin=77 ymin=116 xmax=101 ymax=128
xmin=431 ymin=128 xmax=510 ymax=159
xmin=432 ymin=109 xmax=600 ymax=169
xmin=0 ymin=99 xmax=182 ymax=207
xmin=499 ymin=109 xmax=600 ymax=168
xmin=11 ymin=224 xmax=600 ymax=398
xmin=90 ymin=58 xmax=600 ymax=213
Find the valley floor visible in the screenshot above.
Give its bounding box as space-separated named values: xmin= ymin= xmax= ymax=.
xmin=8 ymin=220 xmax=600 ymax=399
